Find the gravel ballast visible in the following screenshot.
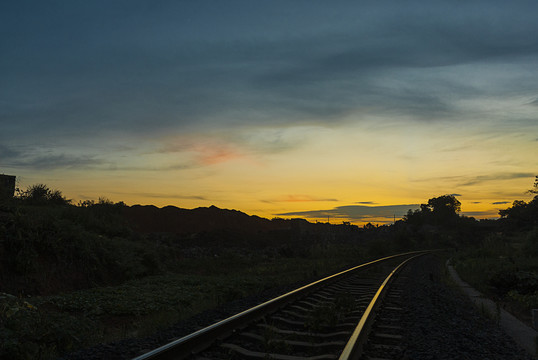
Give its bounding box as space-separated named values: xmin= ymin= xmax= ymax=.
xmin=398 ymin=254 xmax=534 ymax=360
xmin=60 ymin=254 xmax=535 ymax=359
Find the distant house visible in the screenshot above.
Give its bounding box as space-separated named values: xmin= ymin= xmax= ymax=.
xmin=0 ymin=174 xmax=16 ymax=199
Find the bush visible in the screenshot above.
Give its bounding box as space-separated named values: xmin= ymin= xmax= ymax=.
xmin=521 ymin=227 xmax=538 ymax=257
xmin=18 ymin=184 xmax=70 ymax=206
xmin=487 ymin=268 xmax=518 ymax=296
xmin=0 ymin=292 xmax=97 ymax=360
xmin=487 ymin=268 xmax=538 ymax=297
xmin=0 ymin=199 xmax=169 ymax=295
xmin=507 ymin=290 xmax=538 ymax=309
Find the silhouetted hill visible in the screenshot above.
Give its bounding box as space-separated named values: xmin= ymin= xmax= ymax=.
xmin=122 ymin=204 xmax=285 ymax=234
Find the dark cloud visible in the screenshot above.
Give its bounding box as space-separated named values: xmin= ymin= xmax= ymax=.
xmin=356 ymin=201 xmax=378 ymax=205
xmin=276 ymin=204 xmax=420 ymax=221
xmin=449 ymin=193 xmax=462 ymax=197
xmin=492 ymin=201 xmax=511 ymax=205
xmin=30 ymin=155 xmax=101 ymax=170
xmin=0 ymin=147 xmax=196 ymax=172
xmin=252 ymin=5 xmax=538 ymax=123
xmin=0 ymin=144 xmax=21 ymax=159
xmin=2 ymin=1 xmax=538 ymax=145
xmin=3 ymin=153 xmax=102 ymax=171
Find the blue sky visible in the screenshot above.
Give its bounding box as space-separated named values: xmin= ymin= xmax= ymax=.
xmin=1 ymin=1 xmax=537 ymax=223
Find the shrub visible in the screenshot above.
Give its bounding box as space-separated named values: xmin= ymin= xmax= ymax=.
xmin=487 ymin=268 xmax=518 ymax=296
xmin=507 ymin=290 xmax=538 ymax=309
xmin=521 ymin=227 xmax=538 ymax=257
xmin=19 ymin=184 xmax=70 ymax=206
xmin=487 ymin=268 xmax=538 ymax=297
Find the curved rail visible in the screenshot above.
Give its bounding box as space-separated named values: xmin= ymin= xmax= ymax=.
xmin=132 ymin=250 xmax=431 ymax=360
xmin=338 ymin=253 xmax=424 ymax=360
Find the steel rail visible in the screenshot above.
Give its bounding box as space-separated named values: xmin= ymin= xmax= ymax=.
xmin=132 ymin=250 xmax=430 ymax=360
xmin=338 ymin=253 xmax=425 ymax=360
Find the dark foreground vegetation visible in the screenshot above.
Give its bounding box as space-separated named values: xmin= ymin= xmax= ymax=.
xmin=1 ymin=178 xmax=537 ymax=359
xmin=452 ymin=178 xmax=538 ymax=326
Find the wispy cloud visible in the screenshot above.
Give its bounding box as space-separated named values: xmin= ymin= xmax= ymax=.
xmin=160 ymin=138 xmax=246 ymax=165
xmin=263 ymin=195 xmax=338 ymax=203
xmin=415 ymin=173 xmax=535 ymax=188
xmin=460 ymin=173 xmax=535 ymax=186
xmin=91 ymin=162 xmax=197 ymax=172
xmin=461 ymin=210 xmax=499 ymax=218
xmin=195 ymin=146 xmax=243 ymax=165
xmin=492 ymin=201 xmax=510 ymax=205
xmin=110 ymin=192 xmax=208 ymax=201
xmin=356 ymin=201 xmax=378 ymax=205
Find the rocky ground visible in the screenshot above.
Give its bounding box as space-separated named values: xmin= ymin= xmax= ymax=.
xmin=60 ymin=254 xmax=535 ymax=360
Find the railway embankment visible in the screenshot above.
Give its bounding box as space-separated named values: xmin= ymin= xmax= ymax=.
xmin=392 ymin=255 xmax=534 ymax=359
xmin=447 ymin=260 xmax=538 ymax=358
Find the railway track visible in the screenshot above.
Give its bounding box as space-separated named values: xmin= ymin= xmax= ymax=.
xmin=132 ymin=251 xmax=432 ymax=360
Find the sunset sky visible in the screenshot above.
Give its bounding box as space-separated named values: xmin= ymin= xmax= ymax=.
xmin=1 ymin=1 xmax=537 ymax=224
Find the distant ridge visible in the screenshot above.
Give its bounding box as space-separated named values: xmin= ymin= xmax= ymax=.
xmin=123 ymin=204 xmax=296 ymax=234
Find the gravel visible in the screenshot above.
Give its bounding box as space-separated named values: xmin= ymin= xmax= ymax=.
xmin=398 ymin=254 xmax=534 ymax=360
xmin=59 ymin=254 xmax=535 ymax=360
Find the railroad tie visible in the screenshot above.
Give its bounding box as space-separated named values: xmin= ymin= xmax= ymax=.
xmin=220 ymin=343 xmax=338 ymax=360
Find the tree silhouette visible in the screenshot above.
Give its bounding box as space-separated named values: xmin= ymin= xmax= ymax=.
xmin=498 ymin=176 xmax=538 ymax=230
xmin=404 ymin=194 xmax=461 ymax=226
xmin=425 ymin=195 xmax=461 ymax=218
xmin=20 ymin=184 xmax=70 ymax=205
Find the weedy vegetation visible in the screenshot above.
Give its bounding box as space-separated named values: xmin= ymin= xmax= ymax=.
xmin=452 ymin=177 xmax=538 ymax=326
xmin=0 ymin=184 xmax=395 ymax=359
xmin=1 ymin=178 xmax=537 ymax=359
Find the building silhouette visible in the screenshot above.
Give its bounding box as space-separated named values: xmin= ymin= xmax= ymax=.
xmin=0 ymin=174 xmax=16 ymax=199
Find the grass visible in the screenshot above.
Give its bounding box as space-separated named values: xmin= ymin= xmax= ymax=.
xmin=3 ymin=185 xmax=537 ymax=358
xmin=1 ymin=244 xmax=373 ymax=360
xmin=0 ymin=195 xmax=380 ymax=359
xmin=452 ymin=229 xmax=538 ymax=327
xmin=0 ymin=188 xmax=465 ymax=359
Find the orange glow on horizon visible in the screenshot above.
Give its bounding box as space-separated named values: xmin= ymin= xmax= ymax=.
xmin=10 ymin=121 xmax=536 ymax=228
